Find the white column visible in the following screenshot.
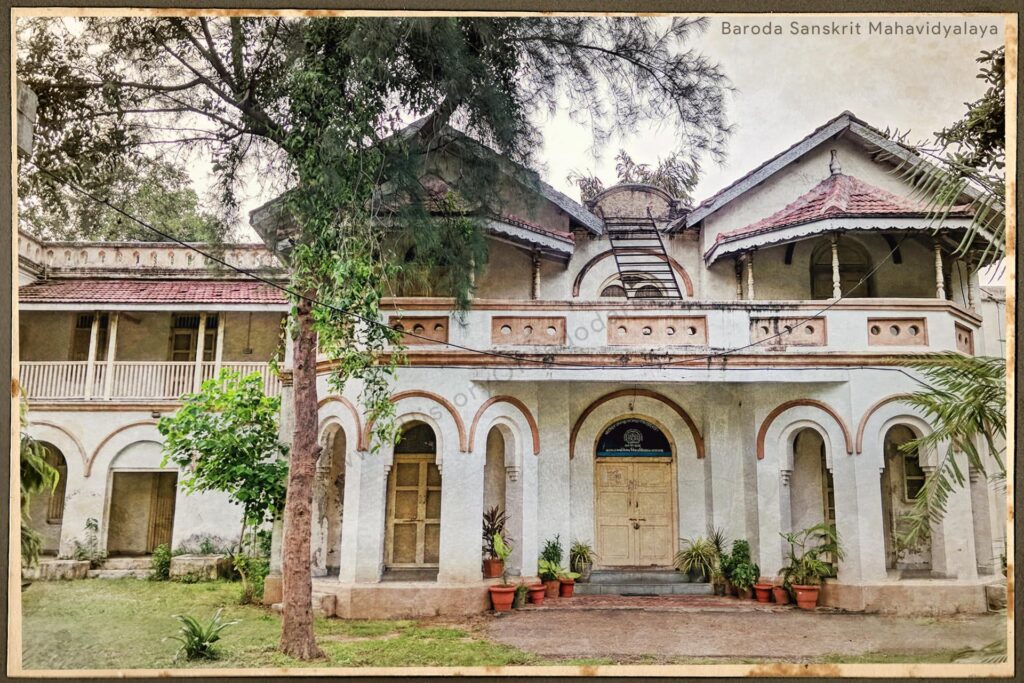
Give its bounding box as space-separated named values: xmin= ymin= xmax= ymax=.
xmin=537 ymin=384 xmax=572 ymax=564
xmin=755 ymin=462 xmax=785 ymax=577
xmin=519 ymin=438 xmax=540 ymax=578
xmin=734 ymin=257 xmax=743 ymax=299
xmin=934 ymin=241 xmax=946 ymax=300
xmin=83 ymin=312 xmax=100 ymax=399
xmin=927 ymin=453 xmax=978 ymax=579
xmin=437 ymin=450 xmax=485 ymax=583
xmin=966 ymin=258 xmax=978 ymax=310
xmin=213 ymin=313 xmax=226 ymax=376
xmin=831 ymin=234 xmax=842 ymax=299
xmin=504 ymin=465 xmax=524 ymax=576
xmin=835 ymin=453 xmax=878 ymax=583
xmin=531 ymin=252 xmax=541 ymax=300
xmin=102 ymin=312 xmax=119 ymax=399
xmin=192 ymin=312 xmax=208 ymax=392
xmin=745 ymin=253 xmax=755 ymax=301
xmin=338 ymin=450 xmax=389 ymax=583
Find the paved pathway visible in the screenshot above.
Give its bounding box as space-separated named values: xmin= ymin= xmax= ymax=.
xmin=485 ymin=599 xmax=1005 ymax=661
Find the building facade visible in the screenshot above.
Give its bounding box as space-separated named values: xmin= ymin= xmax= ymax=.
xmin=19 ymin=111 xmax=1008 ymax=614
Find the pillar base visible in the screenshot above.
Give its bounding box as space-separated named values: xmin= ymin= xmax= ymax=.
xmin=262 ymin=574 xmax=283 ymax=606
xmin=819 ymin=578 xmax=991 ymax=615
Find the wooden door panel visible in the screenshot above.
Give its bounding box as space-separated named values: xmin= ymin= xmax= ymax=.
xmin=386 ymin=455 xmax=441 ymax=568
xmin=597 ymin=523 xmax=632 ymax=565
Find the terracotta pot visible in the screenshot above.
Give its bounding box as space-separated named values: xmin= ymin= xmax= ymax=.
xmin=543 ymin=579 xmax=561 ymax=598
xmin=489 ymin=585 xmax=516 ymax=612
xmin=753 ymin=583 xmax=773 ymax=603
xmin=737 ymin=587 xmax=753 ymax=600
xmin=482 ymin=558 xmax=504 ymax=579
xmin=792 ymin=584 xmax=820 ymax=610
xmin=559 ymin=578 xmax=576 ymax=598
xmin=527 ymin=584 xmax=546 ymax=605
xmin=772 ymin=586 xmax=791 ymax=605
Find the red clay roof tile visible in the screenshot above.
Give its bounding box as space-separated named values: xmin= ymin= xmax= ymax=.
xmin=19 ymin=279 xmax=288 ymax=304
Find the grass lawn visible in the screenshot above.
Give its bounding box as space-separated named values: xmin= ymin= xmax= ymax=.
xmin=19 ymin=580 xmax=995 ymax=671
xmin=20 ymin=580 xmax=537 ymax=670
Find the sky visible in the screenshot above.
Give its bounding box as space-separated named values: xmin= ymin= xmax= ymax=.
xmin=179 ymin=14 xmax=1006 ymax=242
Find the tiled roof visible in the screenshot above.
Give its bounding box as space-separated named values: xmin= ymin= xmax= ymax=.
xmin=715 ymin=173 xmax=972 ymax=244
xmin=500 ymin=214 xmax=575 ymax=243
xmin=19 ymin=279 xmax=288 ymax=304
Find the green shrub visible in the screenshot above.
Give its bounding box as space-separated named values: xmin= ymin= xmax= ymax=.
xmin=198 ymin=537 xmax=217 ymax=555
xmin=540 ymin=535 xmax=563 ymax=564
xmin=71 ymin=518 xmax=107 ymax=568
xmin=233 ymin=554 xmax=269 ymax=605
xmin=730 ymin=561 xmax=759 ymax=590
xmin=169 ymin=608 xmax=238 ymax=661
xmin=149 ymin=544 xmax=172 ymax=581
xmin=175 ymin=571 xmax=203 ymax=584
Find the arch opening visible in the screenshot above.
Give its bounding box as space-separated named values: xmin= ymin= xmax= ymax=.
xmin=789 ymin=429 xmax=837 ymax=573
xmin=385 ymin=421 xmax=442 ymax=575
xmin=880 ymin=424 xmax=932 ymax=574
xmin=313 ymin=425 xmax=346 ymax=577
xmin=27 ymin=443 xmax=67 ymax=557
xmin=811 ymin=237 xmax=874 ymax=299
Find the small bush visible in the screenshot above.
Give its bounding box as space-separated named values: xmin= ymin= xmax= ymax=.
xmin=540 ymin=535 xmax=563 ymax=565
xmin=149 ymin=544 xmax=171 ymax=581
xmin=175 ymin=571 xmax=203 ymax=584
xmin=198 ymin=537 xmax=217 ymax=555
xmin=169 ymin=608 xmax=238 ymax=661
xmin=71 ymin=518 xmax=107 ymax=568
xmin=233 ymin=554 xmax=269 ymax=605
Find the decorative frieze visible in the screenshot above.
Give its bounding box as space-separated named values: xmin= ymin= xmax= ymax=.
xmin=491 ymin=316 xmax=566 ymax=345
xmin=750 ymin=317 xmax=827 ymax=347
xmin=607 ymin=316 xmax=707 ymax=346
xmin=866 ymin=318 xmax=928 ymax=346
xmin=388 ymin=316 xmax=449 ymax=345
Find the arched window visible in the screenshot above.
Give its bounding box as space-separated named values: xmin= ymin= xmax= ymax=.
xmin=596 ymin=418 xmax=671 ymax=458
xmin=395 ymin=422 xmax=437 ymax=454
xmin=386 ymin=421 xmax=441 ymax=571
xmin=810 ymin=238 xmax=873 ymax=299
xmin=600 ymin=284 xmax=627 ymax=298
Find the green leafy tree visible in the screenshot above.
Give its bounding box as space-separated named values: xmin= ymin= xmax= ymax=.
xmin=19 ymin=398 xmax=59 ymax=568
xmin=896 ymin=354 xmax=1006 ymax=550
xmin=158 ymin=370 xmax=288 ymax=549
xmin=568 ymin=148 xmax=702 ymax=204
xmin=20 ymin=155 xmax=230 ymax=242
xmin=19 ymin=15 xmax=730 ymax=658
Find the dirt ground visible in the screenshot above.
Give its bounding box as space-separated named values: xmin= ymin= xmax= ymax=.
xmin=481 ymin=608 xmax=1006 ymax=661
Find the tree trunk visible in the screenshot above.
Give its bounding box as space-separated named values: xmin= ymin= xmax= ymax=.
xmin=279 ymin=294 xmax=325 ymax=660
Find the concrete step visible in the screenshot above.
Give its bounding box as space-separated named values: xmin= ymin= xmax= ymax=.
xmin=588 ymin=570 xmax=692 ymax=584
xmin=270 ymin=592 xmax=337 ymax=617
xmin=100 ymin=557 xmax=153 ymax=571
xmin=575 ymin=582 xmax=713 ymax=596
xmin=87 ymin=569 xmax=150 ymax=579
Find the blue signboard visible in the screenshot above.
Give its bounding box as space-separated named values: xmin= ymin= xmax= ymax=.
xmin=596 ymin=418 xmax=671 ymax=457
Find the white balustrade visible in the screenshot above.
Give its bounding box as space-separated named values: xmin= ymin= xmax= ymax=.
xmin=19 ymin=361 xmax=280 ymax=400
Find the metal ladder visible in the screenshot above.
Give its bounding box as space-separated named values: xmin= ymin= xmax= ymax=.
xmin=605 ymin=210 xmax=683 ymax=300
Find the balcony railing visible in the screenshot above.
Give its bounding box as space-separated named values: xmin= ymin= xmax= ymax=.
xmin=20 ymin=361 xmax=281 ymax=401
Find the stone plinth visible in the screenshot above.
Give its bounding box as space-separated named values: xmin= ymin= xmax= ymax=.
xmin=170 ymin=554 xmax=231 ymax=581
xmin=23 ymin=559 xmax=90 ymax=581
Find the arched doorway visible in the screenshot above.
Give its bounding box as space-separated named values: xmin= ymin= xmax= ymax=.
xmin=384 ymin=422 xmax=442 ymax=571
xmin=880 ymin=424 xmax=932 ymax=572
xmin=594 ymin=418 xmax=676 ymax=567
xmin=106 ymin=441 xmax=177 ymax=555
xmin=313 ymin=425 xmax=346 ymax=576
xmin=27 ymin=443 xmax=67 ymax=556
xmin=790 ymin=429 xmax=836 ymax=532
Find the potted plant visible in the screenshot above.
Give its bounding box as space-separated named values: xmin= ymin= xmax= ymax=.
xmin=482 ymin=506 xmax=510 ymax=579
xmin=772 ymin=581 xmax=791 ymax=605
xmin=527 ymin=583 xmax=547 ymax=605
xmin=558 ymin=567 xmax=581 ymax=597
xmin=779 ymin=522 xmax=844 ymax=610
xmin=674 ymin=536 xmax=717 ymax=583
xmin=569 ymin=540 xmax=596 ymax=582
xmin=513 ymin=582 xmax=529 ymax=609
xmin=487 ymin=534 xmax=516 ymax=612
xmin=731 ymin=561 xmax=759 ymax=600
xmin=538 ymin=536 xmax=564 ymax=598
xmin=753 ymin=579 xmax=773 ymax=603
xmin=722 ymin=539 xmax=754 ymax=597
xmin=707 ymin=527 xmax=729 ymax=595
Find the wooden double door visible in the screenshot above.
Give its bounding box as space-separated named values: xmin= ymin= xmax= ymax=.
xmin=385 ymin=454 xmax=442 ymax=568
xmin=595 ymin=459 xmax=675 ymax=567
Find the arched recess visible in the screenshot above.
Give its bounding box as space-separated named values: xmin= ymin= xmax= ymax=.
xmin=26 ymin=421 xmax=88 ymax=478
xmin=105 ymin=439 xmax=177 ymax=556
xmin=756 ymin=400 xmax=853 ymax=460
xmin=571 ymin=249 xmax=695 ymax=298
xmin=855 ymin=394 xmax=913 ymax=454
xmin=570 ymin=389 xmax=703 ymax=459
xmin=318 ymin=395 xmax=366 ymax=451
xmin=468 ymin=396 xmax=540 ymax=456
xmin=88 ymin=420 xmax=161 ymax=476
xmin=363 ymin=390 xmax=467 ymax=454
xmin=312 ymin=422 xmax=347 ymax=576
